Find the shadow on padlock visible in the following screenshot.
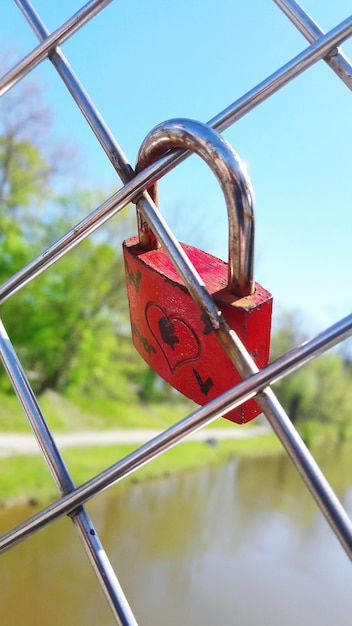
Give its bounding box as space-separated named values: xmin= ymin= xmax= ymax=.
xmin=123 ymin=119 xmax=272 ymax=423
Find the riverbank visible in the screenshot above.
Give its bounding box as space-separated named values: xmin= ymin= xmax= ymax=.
xmin=0 ymin=426 xmax=281 ymax=506
xmin=1 ymin=389 xmax=349 ymax=507
xmin=2 ymin=442 xmax=351 ymax=626
xmin=0 ymin=425 xmax=271 ymax=457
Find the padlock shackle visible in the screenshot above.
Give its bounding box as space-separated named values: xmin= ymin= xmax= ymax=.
xmin=135 ymin=119 xmax=255 ymax=297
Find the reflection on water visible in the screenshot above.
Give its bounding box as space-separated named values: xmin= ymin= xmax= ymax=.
xmin=0 ymin=445 xmax=351 ymax=625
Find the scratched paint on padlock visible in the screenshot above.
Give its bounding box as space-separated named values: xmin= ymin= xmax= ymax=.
xmin=123 ymin=236 xmax=272 ymax=424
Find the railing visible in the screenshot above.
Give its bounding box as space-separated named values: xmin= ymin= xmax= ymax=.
xmin=0 ymin=2 xmax=351 ymax=624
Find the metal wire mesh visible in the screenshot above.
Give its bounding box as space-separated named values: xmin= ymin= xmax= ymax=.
xmin=0 ymin=1 xmax=351 ymax=624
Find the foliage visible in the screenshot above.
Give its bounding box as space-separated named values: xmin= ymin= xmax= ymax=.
xmin=0 ymin=76 xmax=147 ymax=402
xmin=0 ymin=77 xmax=174 ymax=406
xmin=1 ymin=235 xmax=126 ymax=392
xmin=0 ymin=136 xmax=51 ymax=212
xmin=1 ymin=76 xmax=352 ymax=429
xmin=270 ymin=312 xmax=352 ymax=428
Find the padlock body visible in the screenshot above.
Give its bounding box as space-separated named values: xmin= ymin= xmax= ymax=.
xmin=123 ymin=236 xmax=272 ymax=423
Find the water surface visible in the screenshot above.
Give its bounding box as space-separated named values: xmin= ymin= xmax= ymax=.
xmin=0 ymin=445 xmax=351 ymax=625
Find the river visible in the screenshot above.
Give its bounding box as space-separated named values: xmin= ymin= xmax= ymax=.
xmin=0 ymin=444 xmax=351 ymax=625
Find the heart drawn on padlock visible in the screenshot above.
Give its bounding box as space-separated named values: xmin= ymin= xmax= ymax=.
xmin=146 ymin=302 xmax=200 ymax=373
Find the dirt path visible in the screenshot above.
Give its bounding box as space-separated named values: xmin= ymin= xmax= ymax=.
xmin=0 ymin=425 xmax=270 ymax=457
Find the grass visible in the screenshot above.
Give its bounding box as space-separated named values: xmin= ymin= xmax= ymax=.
xmin=0 ymin=387 xmax=267 ymax=434
xmin=0 ymin=389 xmax=198 ymax=432
xmin=0 ymin=386 xmax=284 ymax=506
xmin=0 ymin=434 xmax=281 ymax=507
xmin=1 ymin=387 xmax=350 ymax=507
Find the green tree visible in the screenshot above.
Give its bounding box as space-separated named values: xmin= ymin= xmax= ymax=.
xmin=0 ymin=75 xmax=141 ymax=399
xmin=1 ymin=233 xmax=128 ymax=393
xmin=270 ymin=312 xmax=352 ymax=429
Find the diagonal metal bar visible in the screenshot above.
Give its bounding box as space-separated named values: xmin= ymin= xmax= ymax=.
xmin=137 ymin=193 xmax=352 ymax=558
xmin=1 ymin=6 xmax=351 ymax=626
xmin=0 ymin=0 xmax=114 ymax=96
xmin=1 ymin=197 xmax=352 ymax=558
xmin=1 ymin=308 xmax=352 ymax=556
xmin=0 ymin=318 xmax=138 ymax=626
xmin=1 ymin=12 xmax=352 ymax=304
xmin=6 ymin=0 xmax=348 ymax=560
xmin=15 ymin=0 xmax=134 ymax=182
xmin=0 ymin=171 xmax=158 ymax=303
xmin=5 ymin=7 xmax=352 ymax=554
xmin=209 ymin=13 xmax=352 ymax=131
xmin=274 ymin=0 xmax=352 ymax=90
xmin=13 ymin=3 xmax=352 ymax=145
xmin=0 ymin=92 xmax=351 ymax=559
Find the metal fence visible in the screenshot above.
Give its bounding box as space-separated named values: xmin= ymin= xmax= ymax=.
xmin=0 ymin=1 xmax=351 ymax=624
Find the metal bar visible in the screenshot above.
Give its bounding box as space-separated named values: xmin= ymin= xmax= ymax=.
xmin=1 ymin=273 xmax=352 ymax=557
xmin=0 ymin=0 xmax=114 ymax=96
xmin=274 ymin=0 xmax=352 ymax=90
xmin=0 ymin=322 xmax=70 ymax=494
xmin=0 ymin=319 xmax=138 ymax=626
xmin=1 ymin=14 xmax=352 ymax=304
xmin=0 ymin=83 xmax=350 ymax=551
xmin=209 ymin=13 xmax=352 ymax=131
xmin=0 ymin=168 xmax=175 ymax=304
xmin=4 ymin=0 xmax=352 ymax=558
xmin=138 ymin=194 xmax=352 ymax=558
xmin=4 ymin=3 xmax=352 ymax=552
xmin=74 ymin=514 xmax=138 ymax=626
xmin=1 ymin=5 xmax=350 ymax=626
xmin=14 ymin=0 xmax=133 ymax=182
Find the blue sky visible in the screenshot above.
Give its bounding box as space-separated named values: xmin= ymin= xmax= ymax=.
xmin=1 ymin=1 xmax=352 ymax=334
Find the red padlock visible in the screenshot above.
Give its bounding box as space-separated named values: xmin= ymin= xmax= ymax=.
xmin=123 ymin=119 xmax=272 ymax=423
